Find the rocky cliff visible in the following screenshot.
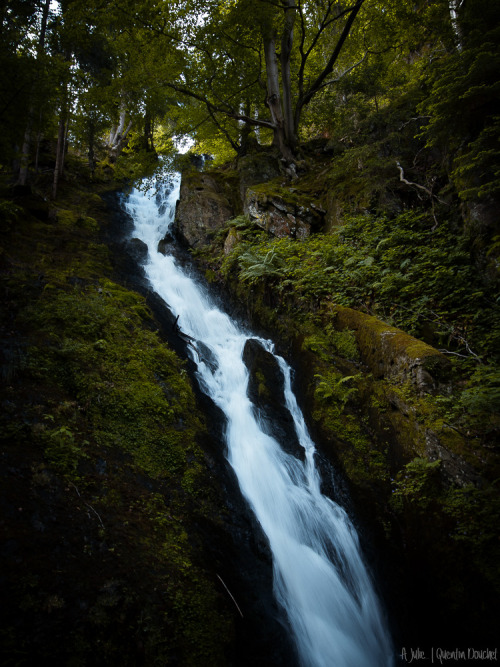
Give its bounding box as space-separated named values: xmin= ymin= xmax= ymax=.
xmin=173 ymin=152 xmax=500 ymax=650
xmin=0 ymin=174 xmax=297 ymax=667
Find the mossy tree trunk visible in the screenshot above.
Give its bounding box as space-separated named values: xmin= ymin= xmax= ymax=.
xmin=16 ymin=0 xmax=50 ymax=187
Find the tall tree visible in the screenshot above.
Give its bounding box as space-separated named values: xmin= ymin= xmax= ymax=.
xmin=0 ymin=0 xmax=50 ymax=174
xmin=127 ymin=0 xmax=368 ymax=160
xmin=17 ymin=0 xmax=51 ymax=186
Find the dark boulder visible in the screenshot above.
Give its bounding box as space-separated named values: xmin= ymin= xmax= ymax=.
xmin=126 ymin=237 xmax=149 ymax=264
xmin=243 ymin=338 xmax=304 ymax=461
xmin=237 ymin=152 xmax=282 ymax=201
xmin=157 ymin=231 xmax=175 ymax=254
xmin=174 ymin=172 xmax=234 ymax=248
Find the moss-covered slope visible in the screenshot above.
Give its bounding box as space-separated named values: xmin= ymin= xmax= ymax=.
xmin=0 ymin=177 xmax=237 ymax=665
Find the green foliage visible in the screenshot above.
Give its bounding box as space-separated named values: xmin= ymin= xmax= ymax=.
xmin=239 ymin=246 xmax=286 ymax=282
xmin=113 ymin=142 xmax=159 ymax=183
xmin=443 ymin=485 xmax=500 ymax=554
xmin=311 ymin=369 xmax=389 ymax=487
xmin=314 ymin=372 xmax=361 ymax=410
xmin=391 ymin=458 xmax=500 ymax=593
xmin=418 ymin=4 xmax=500 ymax=203
xmin=457 ymin=365 xmax=500 ymax=427
xmin=323 ymin=141 xmax=397 ymax=210
xmin=0 ymin=200 xmax=22 ymax=233
xmin=451 ymin=116 xmax=500 ymax=200
xmin=42 ymin=422 xmax=88 ymax=477
xmin=229 ymin=211 xmax=500 ymax=366
xmin=390 ymin=457 xmax=442 ymax=512
xmin=227 ymin=214 xmax=254 ymax=230
xmin=193 ymin=130 xmax=240 ymax=167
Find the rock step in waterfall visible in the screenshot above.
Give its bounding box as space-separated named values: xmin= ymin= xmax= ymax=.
xmin=124 ymin=174 xmax=394 ymax=667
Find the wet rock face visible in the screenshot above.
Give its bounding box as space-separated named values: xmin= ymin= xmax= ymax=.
xmin=243 ymin=338 xmax=304 ymax=460
xmin=126 ymin=237 xmax=148 ymax=263
xmin=175 ymin=172 xmax=234 ymax=248
xmin=237 ymin=153 xmax=282 ymax=201
xmin=157 ymin=231 xmax=175 ymax=254
xmin=244 ymin=187 xmax=325 ymax=239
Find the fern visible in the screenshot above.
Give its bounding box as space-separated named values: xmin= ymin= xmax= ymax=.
xmin=239 ymin=247 xmax=285 ymax=282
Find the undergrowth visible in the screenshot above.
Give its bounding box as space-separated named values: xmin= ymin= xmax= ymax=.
xmin=0 ymin=177 xmax=232 ymax=665
xmin=220 ymin=210 xmax=500 ymax=438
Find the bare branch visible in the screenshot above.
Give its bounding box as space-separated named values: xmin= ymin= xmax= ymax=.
xmin=315 ymin=53 xmax=368 ymax=92
xmin=298 ymin=0 xmax=365 ymax=114
xmin=398 ymin=116 xmax=431 ymax=130
xmin=216 ymin=574 xmax=244 ymax=617
xmin=166 ymin=82 xmax=276 ymax=130
xmin=297 ymin=2 xmax=356 ymax=97
xmin=396 ymin=162 xmax=448 ymax=205
xmin=207 ymin=106 xmax=241 ymax=154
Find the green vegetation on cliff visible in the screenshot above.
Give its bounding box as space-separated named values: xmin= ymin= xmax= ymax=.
xmin=207 ymin=204 xmax=500 ymax=437
xmin=2 ymin=0 xmax=499 ymax=654
xmin=0 ymin=169 xmax=233 ymax=665
xmin=190 ymin=158 xmax=500 ymax=641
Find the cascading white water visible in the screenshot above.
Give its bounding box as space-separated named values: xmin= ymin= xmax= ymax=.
xmin=125 ymin=175 xmax=394 ymax=667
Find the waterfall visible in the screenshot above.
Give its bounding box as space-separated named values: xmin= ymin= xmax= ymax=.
xmin=124 ymin=174 xmax=394 ymax=667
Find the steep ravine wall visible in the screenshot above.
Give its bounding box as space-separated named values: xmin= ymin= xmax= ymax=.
xmin=174 ymin=166 xmax=479 ymax=486
xmin=173 ymin=162 xmax=500 ymax=651
xmin=0 ymin=181 xmax=298 ymax=667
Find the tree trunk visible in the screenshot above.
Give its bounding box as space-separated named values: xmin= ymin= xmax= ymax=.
xmin=60 ymin=117 xmax=69 ymax=175
xmin=52 ymin=114 xmax=65 ymax=199
xmin=280 ymin=0 xmax=297 ymax=151
xmin=239 ymin=99 xmax=254 ymax=155
xmin=109 ymin=120 xmax=132 ymax=161
xmin=17 ymin=114 xmax=34 ymax=186
xmin=109 ymin=105 xmax=132 ymax=161
xmin=34 ymin=108 xmax=44 ymax=175
xmin=110 ymin=108 xmax=126 ymax=147
xmin=263 ymin=32 xmax=294 ymax=161
xmin=88 ymin=124 xmax=95 ymax=176
xmin=16 ymin=0 xmax=51 ymax=186
xmin=448 ymin=0 xmax=463 ymax=50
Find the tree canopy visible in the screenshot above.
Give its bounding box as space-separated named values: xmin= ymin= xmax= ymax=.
xmin=0 ymin=0 xmax=498 ymax=205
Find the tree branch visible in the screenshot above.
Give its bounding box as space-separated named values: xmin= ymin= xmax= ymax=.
xmin=166 ymin=82 xmax=276 ymax=130
xmin=396 ymin=162 xmax=448 ymax=205
xmin=297 ymin=2 xmax=356 ymax=100
xmin=315 ymin=53 xmax=368 ymax=92
xmin=207 ymin=106 xmax=241 ymax=154
xmin=216 ymin=574 xmax=244 ymax=618
xmin=299 ymin=0 xmax=365 ymax=110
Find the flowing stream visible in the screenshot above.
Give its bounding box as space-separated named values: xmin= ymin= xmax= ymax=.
xmin=125 ymin=175 xmax=394 ymax=667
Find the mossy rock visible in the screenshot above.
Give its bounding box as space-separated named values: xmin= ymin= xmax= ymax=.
xmin=223 ymin=226 xmax=243 ymax=255
xmin=244 ymin=181 xmax=325 ymax=239
xmin=0 ymin=183 xmax=236 ymax=666
xmin=175 ymin=172 xmax=235 ymax=248
xmin=236 ymin=152 xmax=281 ymax=200
xmin=329 ymin=304 xmax=451 ymax=394
xmin=53 ymin=208 xmax=79 ymax=227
